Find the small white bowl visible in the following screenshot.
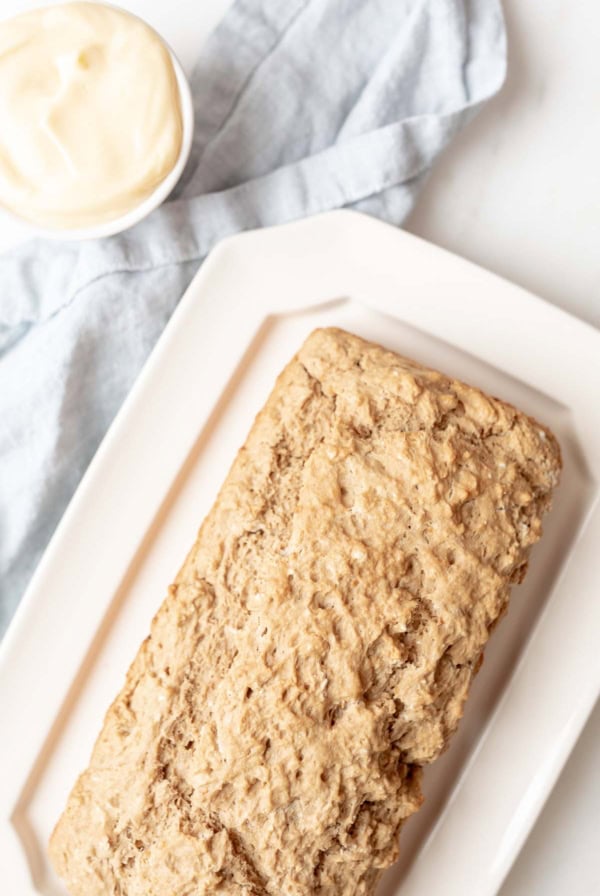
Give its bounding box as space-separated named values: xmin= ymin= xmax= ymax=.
xmin=0 ymin=14 xmax=194 ymax=242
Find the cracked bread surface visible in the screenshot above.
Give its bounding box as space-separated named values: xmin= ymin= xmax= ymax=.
xmin=49 ymin=327 xmax=561 ymax=896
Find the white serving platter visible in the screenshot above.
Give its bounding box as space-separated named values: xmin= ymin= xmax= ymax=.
xmin=0 ymin=210 xmax=598 ymax=896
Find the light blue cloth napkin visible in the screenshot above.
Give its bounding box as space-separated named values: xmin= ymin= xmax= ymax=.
xmin=0 ymin=0 xmax=506 ymax=636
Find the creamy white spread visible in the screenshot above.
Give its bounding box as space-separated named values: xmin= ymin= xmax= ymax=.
xmin=0 ymin=2 xmax=183 ymax=228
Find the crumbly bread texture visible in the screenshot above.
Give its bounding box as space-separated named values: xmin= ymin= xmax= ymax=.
xmin=49 ymin=328 xmax=561 ymax=896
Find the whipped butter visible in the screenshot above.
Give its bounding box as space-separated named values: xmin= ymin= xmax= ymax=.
xmin=0 ymin=3 xmax=183 ymax=228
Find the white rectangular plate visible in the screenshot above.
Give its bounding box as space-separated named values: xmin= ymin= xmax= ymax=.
xmin=1 ymin=210 xmax=599 ymax=896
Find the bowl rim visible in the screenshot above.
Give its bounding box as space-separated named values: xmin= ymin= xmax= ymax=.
xmin=0 ymin=1 xmax=195 ymax=242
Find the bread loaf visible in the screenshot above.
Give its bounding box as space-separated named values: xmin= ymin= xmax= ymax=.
xmin=49 ymin=328 xmax=561 ymax=895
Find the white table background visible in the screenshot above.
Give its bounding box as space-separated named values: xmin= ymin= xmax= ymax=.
xmin=1 ymin=1 xmax=599 ymax=893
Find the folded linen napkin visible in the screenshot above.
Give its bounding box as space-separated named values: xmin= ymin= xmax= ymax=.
xmin=0 ymin=0 xmax=506 ymax=636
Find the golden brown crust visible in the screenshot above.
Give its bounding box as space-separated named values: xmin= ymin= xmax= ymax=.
xmin=49 ymin=328 xmax=561 ymax=895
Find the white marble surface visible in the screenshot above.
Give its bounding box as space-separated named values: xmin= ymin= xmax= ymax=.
xmin=1 ymin=1 xmax=599 ymax=893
